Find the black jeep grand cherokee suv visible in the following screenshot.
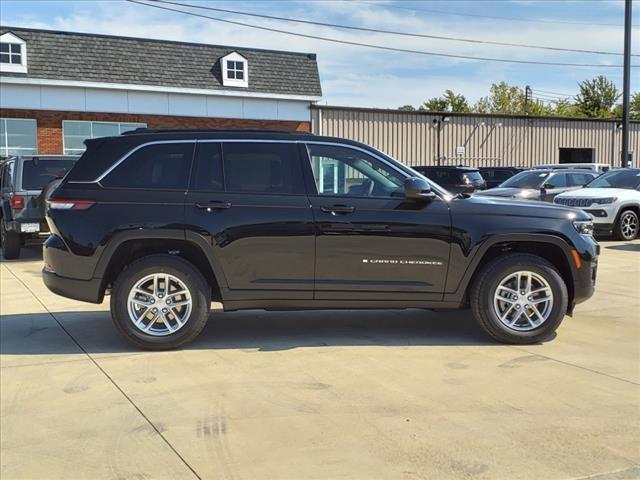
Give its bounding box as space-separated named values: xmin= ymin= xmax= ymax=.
xmin=43 ymin=129 xmax=598 ymax=350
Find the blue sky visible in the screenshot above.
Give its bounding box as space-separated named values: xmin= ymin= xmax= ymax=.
xmin=1 ymin=0 xmax=638 ymax=108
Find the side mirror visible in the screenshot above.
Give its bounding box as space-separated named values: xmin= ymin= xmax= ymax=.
xmin=405 ymin=177 xmax=436 ymax=201
xmin=541 ymin=183 xmax=554 ymax=191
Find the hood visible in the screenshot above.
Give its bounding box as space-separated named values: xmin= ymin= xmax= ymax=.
xmin=459 ymin=194 xmax=590 ymax=221
xmin=474 ymin=187 xmax=539 ymax=199
xmin=556 ymin=187 xmax=636 ymax=199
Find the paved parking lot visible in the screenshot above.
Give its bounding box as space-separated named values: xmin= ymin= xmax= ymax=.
xmin=1 ymin=241 xmax=639 ymax=480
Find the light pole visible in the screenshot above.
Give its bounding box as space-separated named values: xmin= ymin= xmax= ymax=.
xmin=620 ymin=0 xmax=633 ymax=168
xmin=433 ymin=115 xmax=450 ymax=166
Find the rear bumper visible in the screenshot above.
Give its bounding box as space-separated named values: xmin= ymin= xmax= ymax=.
xmin=5 ymin=218 xmax=49 ymax=235
xmin=42 ymin=269 xmax=104 ymax=304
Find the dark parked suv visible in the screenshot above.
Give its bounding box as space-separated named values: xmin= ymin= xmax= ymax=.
xmin=43 ymin=130 xmax=599 ymax=350
xmin=1 ymin=155 xmax=77 ymax=259
xmin=411 ymin=166 xmax=487 ymax=194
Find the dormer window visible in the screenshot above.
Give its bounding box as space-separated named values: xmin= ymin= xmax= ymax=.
xmin=226 ymin=60 xmax=244 ymax=80
xmin=221 ymin=52 xmax=248 ymax=88
xmin=0 ymin=32 xmax=27 ymax=74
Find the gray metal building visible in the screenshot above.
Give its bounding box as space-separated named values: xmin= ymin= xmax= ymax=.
xmin=312 ymin=105 xmax=640 ymax=169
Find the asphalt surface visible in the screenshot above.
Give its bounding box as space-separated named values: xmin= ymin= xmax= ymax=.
xmin=1 ymin=240 xmax=639 ymax=480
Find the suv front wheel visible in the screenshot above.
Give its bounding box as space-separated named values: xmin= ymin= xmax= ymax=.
xmin=614 ymin=209 xmax=639 ymax=241
xmin=110 ymin=255 xmax=211 ymax=350
xmin=470 ymin=253 xmax=568 ymax=344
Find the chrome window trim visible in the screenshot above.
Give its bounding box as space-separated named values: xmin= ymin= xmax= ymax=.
xmin=67 ymin=137 xmax=448 ymax=200
xmin=68 ymin=140 xmax=197 ymax=184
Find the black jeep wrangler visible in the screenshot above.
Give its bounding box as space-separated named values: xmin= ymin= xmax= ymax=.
xmin=43 ymin=129 xmax=599 ymax=350
xmin=1 ymin=155 xmax=77 ymax=259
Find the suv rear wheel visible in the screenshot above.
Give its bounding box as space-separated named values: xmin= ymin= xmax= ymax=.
xmin=110 ymin=255 xmax=211 ymax=350
xmin=1 ymin=220 xmax=21 ymax=260
xmin=470 ymin=253 xmax=568 ymax=344
xmin=614 ymin=209 xmax=639 ymax=241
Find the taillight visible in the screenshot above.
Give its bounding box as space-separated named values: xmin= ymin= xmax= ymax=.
xmin=47 ymin=198 xmax=95 ymax=210
xmin=10 ymin=194 xmax=25 ymax=210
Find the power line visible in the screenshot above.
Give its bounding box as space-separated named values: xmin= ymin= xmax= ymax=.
xmin=356 ymin=0 xmax=634 ymax=28
xmin=127 ymin=0 xmax=638 ymax=68
xmin=150 ymin=0 xmax=637 ymax=57
xmin=532 ymin=88 xmax=574 ymax=97
xmin=530 ymin=91 xmax=572 ymax=100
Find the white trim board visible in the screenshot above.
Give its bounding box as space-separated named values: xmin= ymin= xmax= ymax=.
xmin=0 ymin=76 xmax=322 ymax=102
xmin=0 ymin=82 xmax=313 ymax=122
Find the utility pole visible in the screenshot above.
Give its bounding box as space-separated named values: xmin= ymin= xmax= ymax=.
xmin=621 ymin=0 xmax=633 ymax=168
xmin=524 ymin=85 xmax=532 ymax=115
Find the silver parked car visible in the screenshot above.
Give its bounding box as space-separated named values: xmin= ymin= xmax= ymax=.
xmin=473 ymin=169 xmax=599 ymax=202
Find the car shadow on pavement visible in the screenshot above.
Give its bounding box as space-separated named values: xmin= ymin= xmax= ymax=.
xmin=0 ymin=308 xmax=501 ymax=355
xmin=605 ymin=243 xmax=640 ymax=252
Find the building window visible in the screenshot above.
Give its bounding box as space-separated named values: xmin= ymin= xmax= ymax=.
xmin=0 ymin=43 xmax=21 ymax=65
xmin=226 ymin=60 xmax=244 ymax=80
xmin=0 ymin=32 xmax=27 ymax=74
xmin=221 ymin=52 xmax=248 ymax=88
xmin=0 ymin=118 xmax=37 ymax=157
xmin=62 ymin=121 xmax=146 ymax=155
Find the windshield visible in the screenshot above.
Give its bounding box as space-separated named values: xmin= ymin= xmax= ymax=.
xmin=463 ymin=171 xmax=484 ymax=183
xmin=586 ymin=170 xmax=640 ymax=189
xmin=500 ymin=171 xmax=549 ymax=189
xmin=21 ymin=159 xmax=76 ymax=190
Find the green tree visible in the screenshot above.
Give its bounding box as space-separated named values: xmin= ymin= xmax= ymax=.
xmin=398 ymin=105 xmax=416 ymax=111
xmin=575 ymin=75 xmax=620 ymax=118
xmin=472 ymin=82 xmax=525 ymax=114
xmin=442 ymin=89 xmax=471 ymax=112
xmin=553 ymin=99 xmax=582 ymax=117
xmin=420 ymin=89 xmax=470 ymax=112
xmin=421 ymin=96 xmax=449 ymax=112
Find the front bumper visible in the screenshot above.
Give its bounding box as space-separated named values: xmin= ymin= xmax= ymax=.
xmin=571 ymin=236 xmax=599 ymax=307
xmin=42 ymin=269 xmax=104 ymax=304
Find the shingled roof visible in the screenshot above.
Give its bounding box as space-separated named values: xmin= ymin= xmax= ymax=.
xmin=0 ymin=26 xmax=322 ymax=98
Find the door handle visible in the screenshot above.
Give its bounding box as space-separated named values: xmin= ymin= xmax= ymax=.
xmin=196 ymin=201 xmax=231 ymax=211
xmin=320 ymin=205 xmax=355 ymax=215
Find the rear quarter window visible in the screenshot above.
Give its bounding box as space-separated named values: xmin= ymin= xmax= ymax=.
xmin=101 ymin=143 xmax=195 ymax=190
xmin=21 ymin=159 xmax=76 ymax=190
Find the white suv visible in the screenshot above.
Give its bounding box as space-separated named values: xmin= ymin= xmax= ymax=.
xmin=554 ymin=168 xmax=640 ymax=241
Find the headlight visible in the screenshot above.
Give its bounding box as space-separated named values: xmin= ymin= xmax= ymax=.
xmin=573 ymin=219 xmax=594 ymax=235
xmin=591 ymin=197 xmax=617 ymax=205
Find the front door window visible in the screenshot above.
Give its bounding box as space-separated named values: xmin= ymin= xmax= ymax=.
xmin=306 ymin=144 xmax=405 ymax=198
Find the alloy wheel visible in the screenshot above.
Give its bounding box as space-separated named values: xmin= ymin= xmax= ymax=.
xmin=127 ymin=273 xmax=192 ymax=336
xmin=493 ymin=271 xmax=554 ymax=332
xmin=620 ymin=212 xmax=639 ymax=240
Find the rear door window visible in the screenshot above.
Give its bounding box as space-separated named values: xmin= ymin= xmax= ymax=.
xmin=546 ymin=173 xmax=568 ymax=188
xmin=21 ymin=159 xmax=76 ymax=190
xmin=222 ymin=142 xmax=304 ymax=194
xmin=102 ymin=143 xmax=195 ymax=190
xmin=192 ymin=142 xmax=224 ymax=192
xmin=568 ymin=172 xmax=595 ymax=186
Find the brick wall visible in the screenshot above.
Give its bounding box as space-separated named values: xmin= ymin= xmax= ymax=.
xmin=0 ymin=109 xmax=311 ymax=154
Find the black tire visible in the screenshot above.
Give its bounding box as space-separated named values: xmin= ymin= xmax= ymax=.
xmin=1 ymin=220 xmax=21 ymax=260
xmin=614 ymin=209 xmax=639 ymax=241
xmin=470 ymin=253 xmax=568 ymax=344
xmin=110 ymin=254 xmax=211 ymax=350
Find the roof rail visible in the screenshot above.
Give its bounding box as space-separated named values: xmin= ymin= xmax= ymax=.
xmin=121 ymin=127 xmax=313 ymax=135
